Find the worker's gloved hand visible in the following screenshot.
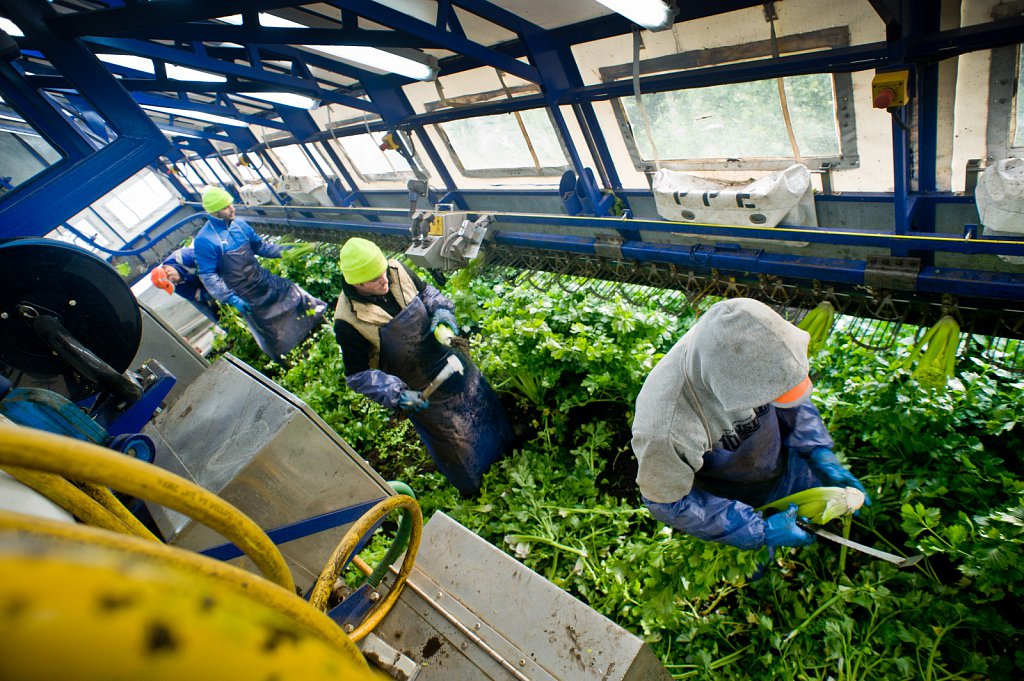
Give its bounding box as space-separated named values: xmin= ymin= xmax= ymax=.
xmin=429 ymin=309 xmax=458 ymax=334
xmin=808 ymin=447 xmax=871 ymax=505
xmin=763 ymin=504 xmax=815 ymax=548
xmin=397 ymin=389 xmax=429 ymax=414
xmin=226 ymin=294 xmax=251 ymax=316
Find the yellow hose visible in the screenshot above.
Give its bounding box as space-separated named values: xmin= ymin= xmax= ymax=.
xmin=308 ymin=494 xmax=422 ymax=642
xmin=73 ymin=481 xmax=161 ymax=542
xmin=0 ymin=527 xmax=373 ymax=680
xmin=0 ymin=424 xmax=294 ymax=592
xmin=0 ymin=510 xmax=363 ymax=660
xmin=0 ymin=465 xmax=136 ymax=535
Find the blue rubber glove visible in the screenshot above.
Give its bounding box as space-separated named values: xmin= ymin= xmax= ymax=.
xmin=808 ymin=447 xmax=871 ymax=505
xmin=763 ymin=504 xmax=815 ymax=548
xmin=397 ymin=389 xmax=429 ymax=414
xmin=428 ymin=308 xmax=458 ymax=334
xmin=226 ymin=294 xmax=251 ymax=315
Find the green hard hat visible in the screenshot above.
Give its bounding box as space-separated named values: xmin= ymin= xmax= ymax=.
xmin=339 ymin=237 xmax=387 ymax=285
xmin=202 ymin=186 xmax=233 ymax=214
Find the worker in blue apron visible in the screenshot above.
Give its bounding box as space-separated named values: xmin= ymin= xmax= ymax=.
xmin=150 ymin=246 xmax=220 ymax=324
xmin=334 ymin=237 xmax=513 ymax=497
xmin=632 ymin=299 xmax=870 ymax=550
xmin=193 ymin=186 xmax=327 ymax=360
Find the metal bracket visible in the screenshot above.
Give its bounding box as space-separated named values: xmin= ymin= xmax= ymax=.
xmin=964 ymin=158 xmax=984 ymax=195
xmin=593 ymin=236 xmax=623 ymax=260
xmin=863 ymin=256 xmax=920 ymax=291
xmin=359 ymin=633 xmax=421 ymax=681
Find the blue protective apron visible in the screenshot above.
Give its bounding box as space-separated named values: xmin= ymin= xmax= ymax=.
xmin=695 ymin=404 xmax=822 ymax=508
xmin=378 ymin=297 xmax=513 ymax=497
xmin=217 ymin=236 xmax=325 ymax=359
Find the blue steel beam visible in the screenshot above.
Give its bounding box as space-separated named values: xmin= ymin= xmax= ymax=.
xmin=360 ymin=74 xmax=468 ymax=210
xmin=571 ymin=42 xmax=891 ymax=102
xmin=904 ymin=15 xmax=1024 ymax=61
xmin=0 ymin=0 xmax=169 ymax=238
xmin=325 ymin=0 xmax=541 ymax=84
xmin=158 ymin=122 xmax=231 ymax=142
xmin=26 ymin=74 xmax=339 ymax=100
xmin=45 ymin=0 xmax=305 ymax=37
xmin=130 ymin=92 xmax=290 ymax=131
xmin=236 ymin=204 xmax=1024 ymax=259
xmin=237 ymin=209 xmax=1024 ymax=302
xmin=83 ymin=37 xmax=378 ymax=112
xmin=112 ymin=24 xmax=440 ymax=50
xmin=489 ymin=212 xmax=1024 ymax=257
xmin=439 ymin=0 xmax=766 ymax=77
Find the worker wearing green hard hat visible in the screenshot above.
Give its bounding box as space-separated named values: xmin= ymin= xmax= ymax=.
xmin=334 ymin=237 xmax=513 ymax=497
xmin=192 ymin=186 xmax=327 ymax=360
xmin=201 ymin=185 xmax=233 ymax=214
xmin=339 ymin=237 xmax=388 ymax=285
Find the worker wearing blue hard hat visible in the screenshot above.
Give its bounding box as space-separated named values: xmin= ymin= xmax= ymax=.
xmin=334 ymin=237 xmax=513 ymax=497
xmin=631 ymin=298 xmax=869 ymax=550
xmin=193 ymin=186 xmax=327 ymax=360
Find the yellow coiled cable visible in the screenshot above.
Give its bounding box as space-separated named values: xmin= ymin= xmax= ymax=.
xmin=0 ymin=424 xmax=293 ymax=593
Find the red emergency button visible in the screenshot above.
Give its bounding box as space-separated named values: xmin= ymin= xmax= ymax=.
xmin=873 ymin=87 xmax=895 ymax=109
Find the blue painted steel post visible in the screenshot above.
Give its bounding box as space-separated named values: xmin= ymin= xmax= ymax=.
xmin=244 ymin=155 xmax=286 ymax=207
xmin=361 ymin=74 xmax=468 ymax=210
xmin=912 ymin=7 xmax=942 ymax=269
xmin=518 ymin=21 xmax=613 ymax=218
xmin=157 ymin=162 xmax=194 ymax=200
xmin=316 ymin=140 xmax=368 ymax=207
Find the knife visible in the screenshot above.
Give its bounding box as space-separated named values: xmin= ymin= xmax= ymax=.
xmin=797 ymin=522 xmax=923 ymax=569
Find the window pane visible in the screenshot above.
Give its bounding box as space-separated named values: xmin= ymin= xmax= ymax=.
xmin=195 ymin=160 xmax=232 ymax=185
xmin=785 ymin=76 xmax=840 ymax=156
xmin=141 ymin=171 xmax=174 ymax=203
xmin=97 ymin=170 xmax=179 ymax=235
xmin=176 ymin=161 xmax=205 ymax=187
xmin=519 ymin=109 xmax=567 ymax=167
xmin=621 ymin=73 xmax=840 ymax=160
xmin=336 ymin=132 xmax=411 ymax=177
xmin=70 ymin=219 xmax=109 ymax=247
xmin=103 ymin=195 xmax=140 ymax=226
xmin=21 ymin=134 xmax=63 ymax=164
xmin=439 ymin=110 xmax=566 ymax=172
xmin=0 ymin=130 xmax=63 ymax=191
xmin=272 ymin=144 xmax=319 ymax=176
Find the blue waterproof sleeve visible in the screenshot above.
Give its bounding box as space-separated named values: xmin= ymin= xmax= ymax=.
xmin=346 ymin=369 xmax=408 ymax=409
xmin=776 ymin=401 xmax=834 ymax=455
xmin=644 ymin=487 xmax=766 ymax=550
xmin=242 ymin=222 xmax=285 ymax=258
xmin=176 ymin=247 xmax=199 ymax=270
xmin=419 ymin=285 xmax=455 ymax=315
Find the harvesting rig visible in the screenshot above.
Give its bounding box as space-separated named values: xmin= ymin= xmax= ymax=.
xmin=1 ymin=0 xmax=1022 ymax=678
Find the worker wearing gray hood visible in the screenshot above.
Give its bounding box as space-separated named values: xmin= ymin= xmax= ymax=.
xmin=631 ymin=298 xmax=869 ymax=550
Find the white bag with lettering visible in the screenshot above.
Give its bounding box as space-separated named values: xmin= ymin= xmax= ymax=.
xmin=652 ymin=164 xmax=817 ymax=228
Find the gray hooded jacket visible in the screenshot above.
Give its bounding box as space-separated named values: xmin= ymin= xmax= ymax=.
xmin=632 ymin=298 xmax=811 ymax=504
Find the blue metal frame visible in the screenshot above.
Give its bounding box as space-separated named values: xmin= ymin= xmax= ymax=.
xmin=0 ymin=0 xmax=169 ymax=238
xmin=201 ymin=496 xmax=387 ymax=561
xmin=1 ymin=0 xmax=1022 ymax=306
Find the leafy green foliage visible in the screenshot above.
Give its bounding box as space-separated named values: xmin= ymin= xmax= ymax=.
xmin=211 ymin=253 xmax=1024 ymax=679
